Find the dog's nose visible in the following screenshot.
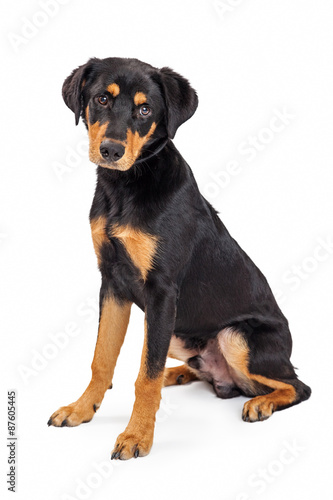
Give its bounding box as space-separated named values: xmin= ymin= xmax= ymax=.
xmin=100 ymin=141 xmax=125 ymax=161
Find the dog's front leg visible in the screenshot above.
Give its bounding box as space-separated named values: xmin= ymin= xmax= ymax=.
xmin=48 ymin=286 xmax=131 ymax=427
xmin=111 ymin=279 xmax=177 ymax=460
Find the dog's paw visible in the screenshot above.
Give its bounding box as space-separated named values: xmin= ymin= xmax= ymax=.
xmin=111 ymin=430 xmax=153 ymax=460
xmin=47 ymin=400 xmax=99 ymax=427
xmin=242 ymin=396 xmax=274 ymax=422
xmin=163 ymin=365 xmax=198 ymax=387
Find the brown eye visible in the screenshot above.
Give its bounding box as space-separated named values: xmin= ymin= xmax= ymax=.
xmin=139 ymin=105 xmax=151 ymax=116
xmin=98 ymin=95 xmax=108 ymax=105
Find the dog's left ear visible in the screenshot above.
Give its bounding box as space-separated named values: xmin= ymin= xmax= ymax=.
xmin=62 ymin=59 xmax=96 ymax=125
xmin=156 ymin=67 xmax=198 ymax=139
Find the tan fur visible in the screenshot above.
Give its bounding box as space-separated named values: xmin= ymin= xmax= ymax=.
xmin=118 ymin=122 xmax=157 ymax=170
xmin=49 ymin=298 xmax=131 ymax=427
xmin=134 ymin=91 xmax=147 ymax=106
xmin=112 ymin=319 xmax=164 ymax=459
xmin=164 ymin=365 xmax=198 ymax=387
xmin=86 ymin=106 xmax=110 ymax=165
xmin=110 ymin=224 xmax=158 ymax=280
xmin=219 ymin=328 xmax=296 ymax=420
xmin=219 ymin=328 xmax=249 ymax=372
xmin=90 ymin=216 xmax=109 ymax=266
xmin=107 ymin=83 xmax=120 ymax=97
xmin=167 ymin=335 xmax=198 ymax=362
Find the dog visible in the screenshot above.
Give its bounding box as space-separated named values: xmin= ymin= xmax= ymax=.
xmin=48 ymin=57 xmax=311 ymax=460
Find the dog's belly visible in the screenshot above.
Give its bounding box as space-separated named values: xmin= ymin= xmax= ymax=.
xmin=168 ymin=335 xmax=240 ymax=398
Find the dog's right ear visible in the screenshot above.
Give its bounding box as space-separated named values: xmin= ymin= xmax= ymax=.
xmin=62 ymin=59 xmax=96 ymax=125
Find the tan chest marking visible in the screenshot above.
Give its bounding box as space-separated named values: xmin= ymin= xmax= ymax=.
xmin=90 ymin=216 xmax=109 ymax=265
xmin=110 ymin=224 xmax=158 ymax=280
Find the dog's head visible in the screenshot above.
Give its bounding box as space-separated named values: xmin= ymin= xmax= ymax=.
xmin=62 ymin=57 xmax=198 ymax=171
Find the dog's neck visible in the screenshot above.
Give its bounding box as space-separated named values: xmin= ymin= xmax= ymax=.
xmin=90 ymin=140 xmax=195 ymax=228
xmin=134 ymin=136 xmax=169 ymax=165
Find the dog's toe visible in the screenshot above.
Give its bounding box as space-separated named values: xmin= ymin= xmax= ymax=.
xmin=111 ymin=430 xmax=153 ymax=460
xmin=48 ymin=402 xmax=96 ymax=427
xmin=242 ymin=396 xmax=274 ymax=423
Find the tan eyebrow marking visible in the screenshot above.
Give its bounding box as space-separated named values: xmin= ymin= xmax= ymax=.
xmin=134 ymin=92 xmax=147 ymax=106
xmin=107 ymin=83 xmax=120 ymax=97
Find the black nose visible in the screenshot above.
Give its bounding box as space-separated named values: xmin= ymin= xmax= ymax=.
xmin=100 ymin=141 xmax=125 ymax=161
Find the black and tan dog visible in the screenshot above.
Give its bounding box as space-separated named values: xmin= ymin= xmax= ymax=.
xmin=48 ymin=57 xmax=311 ymax=460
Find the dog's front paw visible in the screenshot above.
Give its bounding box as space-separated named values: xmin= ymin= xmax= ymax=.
xmin=111 ymin=429 xmax=153 ymax=460
xmin=47 ymin=400 xmax=99 ymax=427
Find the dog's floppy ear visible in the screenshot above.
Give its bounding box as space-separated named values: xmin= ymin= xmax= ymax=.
xmin=157 ymin=67 xmax=198 ymax=139
xmin=62 ymin=59 xmax=96 ymax=125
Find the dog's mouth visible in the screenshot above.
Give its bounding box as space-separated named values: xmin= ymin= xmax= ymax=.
xmin=88 ymin=123 xmax=157 ymax=171
xmin=90 ymin=154 xmax=136 ymax=172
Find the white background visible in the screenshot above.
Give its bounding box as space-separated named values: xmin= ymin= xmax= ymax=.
xmin=1 ymin=1 xmax=333 ymax=499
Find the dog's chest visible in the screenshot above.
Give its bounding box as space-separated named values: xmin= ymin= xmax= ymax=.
xmin=110 ymin=224 xmax=158 ymax=281
xmin=90 ymin=215 xmax=158 ymax=282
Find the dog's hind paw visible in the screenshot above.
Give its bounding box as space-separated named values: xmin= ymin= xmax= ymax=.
xmin=242 ymin=396 xmax=274 ymax=423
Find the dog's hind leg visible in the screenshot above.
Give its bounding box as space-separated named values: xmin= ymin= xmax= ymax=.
xmin=218 ymin=327 xmax=311 ymax=422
